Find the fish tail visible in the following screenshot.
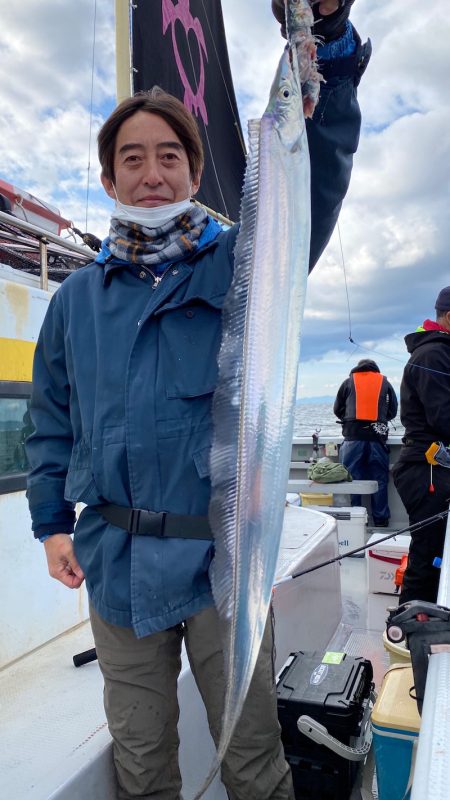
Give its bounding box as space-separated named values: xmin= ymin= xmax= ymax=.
xmin=287 ymin=0 xmax=321 ymax=110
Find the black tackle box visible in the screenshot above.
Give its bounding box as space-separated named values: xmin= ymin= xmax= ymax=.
xmin=277 ymin=650 xmax=373 ymax=800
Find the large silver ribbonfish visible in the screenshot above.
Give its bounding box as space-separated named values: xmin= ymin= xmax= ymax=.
xmin=193 ymin=1 xmax=319 ymax=796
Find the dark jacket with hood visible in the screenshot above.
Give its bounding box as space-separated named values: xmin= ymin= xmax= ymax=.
xmin=398 ymin=329 xmax=450 ymax=463
xmin=334 ymin=360 xmax=398 ymax=442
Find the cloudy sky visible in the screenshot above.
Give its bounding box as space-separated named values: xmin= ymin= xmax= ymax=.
xmin=0 ymin=0 xmax=448 ymax=400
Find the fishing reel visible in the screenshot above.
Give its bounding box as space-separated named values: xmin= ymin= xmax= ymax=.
xmin=311 ymin=427 xmax=321 ymax=461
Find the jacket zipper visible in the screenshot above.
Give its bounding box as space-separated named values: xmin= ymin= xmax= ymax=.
xmin=141 ymin=263 xmax=175 ymax=289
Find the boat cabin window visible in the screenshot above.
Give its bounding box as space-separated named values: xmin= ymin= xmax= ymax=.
xmin=0 ymin=382 xmax=31 ymax=494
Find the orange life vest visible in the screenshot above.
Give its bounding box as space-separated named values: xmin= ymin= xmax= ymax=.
xmin=352 ymin=371 xmax=384 ymax=421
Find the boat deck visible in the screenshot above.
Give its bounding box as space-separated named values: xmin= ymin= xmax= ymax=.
xmin=339 ymin=554 xmax=396 ymax=686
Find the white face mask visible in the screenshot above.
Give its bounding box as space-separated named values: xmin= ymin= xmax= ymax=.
xmin=111 ymin=185 xmax=193 ymax=229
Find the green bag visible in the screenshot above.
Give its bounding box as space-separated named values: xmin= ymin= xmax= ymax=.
xmin=307 ymin=459 xmax=352 ymax=483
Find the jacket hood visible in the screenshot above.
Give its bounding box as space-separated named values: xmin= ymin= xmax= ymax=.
xmin=350 ymin=359 xmax=380 ymax=374
xmin=405 ymin=328 xmax=450 ymax=355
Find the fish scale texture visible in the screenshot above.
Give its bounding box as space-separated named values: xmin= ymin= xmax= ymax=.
xmin=209 ymin=117 xmax=261 ymax=616
xmin=194 ymin=6 xmax=317 ymax=798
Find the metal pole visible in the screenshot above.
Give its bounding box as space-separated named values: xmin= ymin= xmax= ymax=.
xmin=39 ymin=238 xmax=48 ymax=291
xmin=437 ymin=512 xmax=450 ymax=607
xmin=115 ymin=0 xmax=132 ymax=104
xmin=192 ymin=199 xmax=234 ymax=228
xmin=411 ymin=507 xmax=450 ymax=799
xmin=0 ymin=210 xmax=95 ymax=258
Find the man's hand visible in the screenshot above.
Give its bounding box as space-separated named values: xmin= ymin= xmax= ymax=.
xmin=272 ymin=1 xmax=354 ymax=41
xmin=43 ymin=533 xmax=85 ymax=589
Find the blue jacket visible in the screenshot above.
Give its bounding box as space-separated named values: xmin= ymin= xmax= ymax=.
xmin=27 ymin=219 xmax=239 ymax=636
xmin=27 ymin=50 xmax=367 ymax=636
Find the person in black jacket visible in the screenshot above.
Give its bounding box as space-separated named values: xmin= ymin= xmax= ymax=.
xmin=393 ymin=287 xmax=450 ymax=604
xmin=334 ymin=359 xmax=398 ymax=526
xmin=272 ymin=0 xmax=371 ymax=268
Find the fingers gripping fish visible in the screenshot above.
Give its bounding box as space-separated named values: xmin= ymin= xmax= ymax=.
xmin=193 ymin=2 xmax=319 ymax=797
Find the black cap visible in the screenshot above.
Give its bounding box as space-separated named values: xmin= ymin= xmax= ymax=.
xmin=435 ymin=287 xmax=450 ymax=313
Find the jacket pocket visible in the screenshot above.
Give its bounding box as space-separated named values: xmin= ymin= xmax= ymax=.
xmin=65 ymin=433 xmax=101 ymax=504
xmin=193 ymin=445 xmax=211 ymax=479
xmin=159 ymin=301 xmax=222 ymax=399
xmin=91 ymin=425 xmax=130 ymax=505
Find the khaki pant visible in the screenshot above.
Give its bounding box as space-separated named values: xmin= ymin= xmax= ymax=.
xmin=90 ymin=604 xmax=293 ymax=800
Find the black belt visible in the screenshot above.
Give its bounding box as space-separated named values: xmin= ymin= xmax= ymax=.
xmin=403 ymin=437 xmax=438 ymax=448
xmin=93 ymin=504 xmax=213 ymax=540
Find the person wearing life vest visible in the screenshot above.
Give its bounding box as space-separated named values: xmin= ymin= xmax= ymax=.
xmin=334 ymin=359 xmax=398 ymax=526
xmin=393 ymin=286 xmax=450 ymax=604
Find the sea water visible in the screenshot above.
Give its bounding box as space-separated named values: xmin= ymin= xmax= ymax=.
xmin=294 ymin=402 xmax=404 ymax=439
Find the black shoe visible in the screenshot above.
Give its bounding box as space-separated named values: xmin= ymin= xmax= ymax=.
xmin=373 ymin=519 xmax=389 ymax=527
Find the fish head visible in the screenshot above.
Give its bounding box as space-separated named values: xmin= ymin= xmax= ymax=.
xmin=266 ymin=46 xmax=303 ymax=152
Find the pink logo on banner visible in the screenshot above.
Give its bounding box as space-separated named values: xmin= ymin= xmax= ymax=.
xmin=161 ymin=0 xmax=209 ymax=125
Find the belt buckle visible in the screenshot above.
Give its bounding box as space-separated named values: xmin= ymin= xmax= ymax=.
xmin=128 ymin=508 xmax=142 ymax=534
xmin=129 ymin=508 xmax=167 ymax=536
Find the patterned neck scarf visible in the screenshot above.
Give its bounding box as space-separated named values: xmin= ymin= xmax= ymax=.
xmin=108 ymin=203 xmax=208 ymax=266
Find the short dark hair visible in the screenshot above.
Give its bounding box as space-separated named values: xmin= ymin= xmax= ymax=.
xmin=98 ymin=87 xmax=204 ymax=184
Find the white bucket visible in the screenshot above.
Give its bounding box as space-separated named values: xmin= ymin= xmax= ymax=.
xmin=382 ymin=630 xmax=411 ymax=666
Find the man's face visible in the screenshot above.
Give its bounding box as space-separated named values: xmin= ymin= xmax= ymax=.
xmin=101 ymin=110 xmax=200 ymax=206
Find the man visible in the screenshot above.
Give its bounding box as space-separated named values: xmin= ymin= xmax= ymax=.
xmin=393 ymin=288 xmax=450 ymax=605
xmin=26 ymin=3 xmax=370 ymax=798
xmin=334 ymin=359 xmax=398 ymax=526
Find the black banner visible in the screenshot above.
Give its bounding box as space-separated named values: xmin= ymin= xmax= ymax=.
xmin=132 ymin=0 xmax=246 ymax=222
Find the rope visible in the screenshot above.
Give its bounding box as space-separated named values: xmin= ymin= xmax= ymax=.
xmin=199 ymin=0 xmax=246 ymax=156
xmin=336 ymin=223 xmax=450 ymax=379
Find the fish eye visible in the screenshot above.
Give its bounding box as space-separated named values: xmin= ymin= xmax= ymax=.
xmin=282 ymin=89 xmax=290 ymax=99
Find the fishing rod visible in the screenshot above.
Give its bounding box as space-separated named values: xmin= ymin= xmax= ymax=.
xmin=273 ymin=509 xmax=450 ymax=587
xmin=74 ymin=510 xmax=449 ymax=666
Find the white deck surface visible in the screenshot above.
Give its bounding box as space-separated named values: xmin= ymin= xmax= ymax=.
xmin=0 ymin=622 xmax=114 ymax=800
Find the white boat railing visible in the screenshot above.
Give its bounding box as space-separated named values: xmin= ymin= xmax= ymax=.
xmin=411 ymin=507 xmax=450 ymax=799
xmin=0 ymin=209 xmax=95 ymax=290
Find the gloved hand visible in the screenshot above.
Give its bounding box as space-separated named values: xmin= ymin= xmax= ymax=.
xmin=272 ymin=1 xmax=356 ymax=42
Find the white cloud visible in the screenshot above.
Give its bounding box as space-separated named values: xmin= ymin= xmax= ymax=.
xmin=297 ymin=334 xmax=409 ymax=399
xmin=0 ymin=0 xmax=447 ymax=394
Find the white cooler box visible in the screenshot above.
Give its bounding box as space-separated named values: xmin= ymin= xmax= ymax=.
xmin=367 ymin=533 xmax=411 ymax=595
xmin=303 ymin=506 xmax=368 ymax=557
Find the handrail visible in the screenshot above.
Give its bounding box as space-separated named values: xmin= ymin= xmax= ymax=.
xmin=0 ymin=209 xmax=95 ymax=258
xmin=0 ymin=209 xmax=95 ymax=290
xmin=411 ymin=507 xmax=450 ymax=799
xmin=192 ymin=199 xmax=234 ymax=228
